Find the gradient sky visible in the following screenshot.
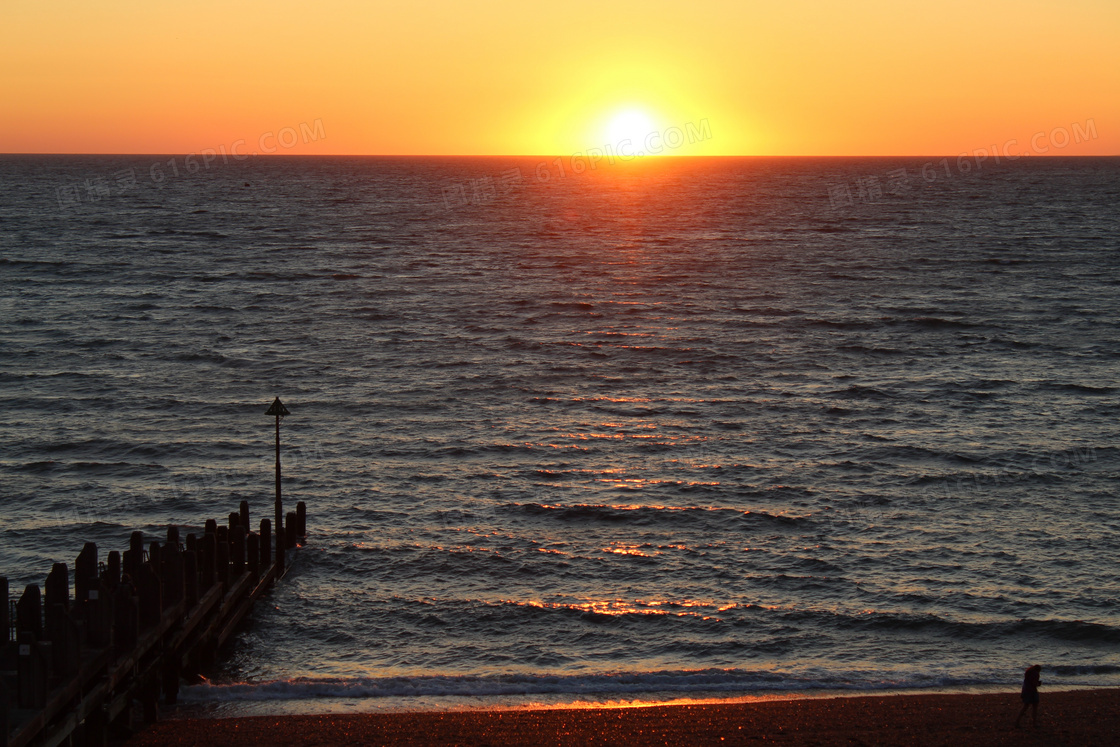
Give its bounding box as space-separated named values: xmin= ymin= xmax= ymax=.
xmin=2 ymin=0 xmax=1117 ymax=155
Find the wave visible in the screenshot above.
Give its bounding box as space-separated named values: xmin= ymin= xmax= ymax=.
xmin=1036 ymin=382 xmax=1115 ymax=395
xmin=902 ymin=316 xmax=982 ymax=329
xmin=179 ymin=663 xmax=1120 ymax=705
xmin=835 ymin=344 xmax=904 ymax=356
xmin=800 ymin=610 xmax=1120 ymax=644
xmin=1046 ymin=664 xmax=1120 ymax=675
xmin=513 ymin=503 xmax=806 ymax=527
xmin=12 ymin=460 xmax=167 ymax=476
xmin=828 ymin=384 xmax=898 ymax=400
xmin=0 ymin=257 xmax=72 ymax=269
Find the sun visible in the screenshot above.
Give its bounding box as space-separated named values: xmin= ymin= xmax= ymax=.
xmin=603 ymin=109 xmax=659 ymax=156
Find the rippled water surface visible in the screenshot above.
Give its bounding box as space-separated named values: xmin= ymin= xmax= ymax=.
xmin=1 ymin=155 xmax=1118 ymax=710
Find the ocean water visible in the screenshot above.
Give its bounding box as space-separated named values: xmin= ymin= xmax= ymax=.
xmin=1 ymin=154 xmax=1118 ymax=713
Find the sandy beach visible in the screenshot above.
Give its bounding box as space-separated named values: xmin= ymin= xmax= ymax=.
xmin=126 ymin=688 xmax=1120 ymax=746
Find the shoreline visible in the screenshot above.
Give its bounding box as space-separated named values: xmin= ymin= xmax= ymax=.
xmin=159 ymin=681 xmax=1113 ymax=719
xmin=128 ymin=687 xmax=1120 ymax=745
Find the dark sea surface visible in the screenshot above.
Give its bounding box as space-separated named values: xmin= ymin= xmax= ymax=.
xmin=1 ymin=154 xmax=1118 ymax=713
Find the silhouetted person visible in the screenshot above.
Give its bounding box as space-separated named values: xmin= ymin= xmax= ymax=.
xmin=1015 ymin=664 xmax=1041 ymax=728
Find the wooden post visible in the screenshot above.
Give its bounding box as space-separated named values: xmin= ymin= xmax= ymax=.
xmin=184 ymin=549 xmax=199 ymax=608
xmin=47 ymin=603 xmax=80 ymax=679
xmin=275 ymin=525 xmax=285 ymax=573
xmin=137 ymin=563 xmax=161 ymax=629
xmin=231 ymin=526 xmax=246 ymax=577
xmin=259 ymin=519 xmax=272 ymax=568
xmin=163 ymin=537 xmax=184 ymax=607
xmin=148 ymin=542 xmax=161 ymax=580
xmin=44 ymin=564 xmax=69 ymax=677
xmin=1 ymin=576 xmax=8 ymax=647
xmin=276 ymin=407 xmax=282 ymax=532
xmin=16 ymin=631 xmax=49 ymax=709
xmin=201 ymin=532 xmax=216 ymax=590
xmin=64 ymin=607 xmax=81 ymax=673
xmin=296 ymin=501 xmax=307 ymax=538
xmin=76 ymin=542 xmax=98 ymax=609
xmin=286 ymin=511 xmax=298 ymax=549
xmin=265 ymin=397 xmax=290 ymax=546
xmin=205 ymin=518 xmax=218 ymax=535
xmin=79 ymin=544 xmax=105 ymax=646
xmin=16 ymin=584 xmax=42 ymax=639
xmin=247 ymin=532 xmax=260 ymax=578
xmin=149 ymin=541 xmax=172 ymax=612
xmin=86 ymin=575 xmax=112 ymax=647
xmin=274 ymin=515 xmax=287 ymax=553
xmin=105 ymin=550 xmax=121 ymax=590
xmin=112 ymin=581 xmax=138 ymax=653
xmin=1 ymin=677 xmax=9 ymax=747
xmin=44 ymin=564 xmax=69 ymax=618
xmin=126 ymin=531 xmax=144 ymax=581
xmin=122 ymin=549 xmax=138 ymax=584
xmin=228 ymin=512 xmax=240 ymax=533
xmin=240 ymin=500 xmax=251 ymax=533
xmin=276 ymin=406 xmax=282 ymax=532
xmin=215 ymin=527 xmax=230 ymax=586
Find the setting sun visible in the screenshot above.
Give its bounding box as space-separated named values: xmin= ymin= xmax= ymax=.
xmin=604 ymin=109 xmax=659 ymax=156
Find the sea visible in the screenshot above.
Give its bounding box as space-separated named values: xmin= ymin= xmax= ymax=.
xmin=1 ymin=154 xmax=1118 ymax=715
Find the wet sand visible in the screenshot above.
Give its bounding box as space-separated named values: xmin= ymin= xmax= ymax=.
xmin=127 ymin=688 xmax=1119 ymax=746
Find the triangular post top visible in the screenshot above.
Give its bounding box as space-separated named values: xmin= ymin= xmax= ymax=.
xmin=265 ymin=397 xmax=290 ymax=417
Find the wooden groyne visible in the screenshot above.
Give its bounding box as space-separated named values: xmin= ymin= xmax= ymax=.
xmin=1 ymin=499 xmax=308 ymax=747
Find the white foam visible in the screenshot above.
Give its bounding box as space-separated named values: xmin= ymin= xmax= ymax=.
xmin=180 ymin=667 xmax=1014 ymax=703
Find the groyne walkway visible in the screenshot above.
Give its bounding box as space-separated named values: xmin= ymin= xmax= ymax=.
xmin=2 ymin=499 xmax=307 ymax=746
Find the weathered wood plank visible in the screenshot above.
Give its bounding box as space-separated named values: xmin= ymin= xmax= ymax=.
xmin=217 ymin=564 xmax=279 ymax=649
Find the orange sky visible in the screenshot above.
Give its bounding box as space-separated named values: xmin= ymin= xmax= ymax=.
xmin=2 ymin=0 xmax=1117 ymax=155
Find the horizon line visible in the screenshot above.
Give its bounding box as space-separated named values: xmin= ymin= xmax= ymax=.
xmin=3 ymin=152 xmax=1118 ymax=159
